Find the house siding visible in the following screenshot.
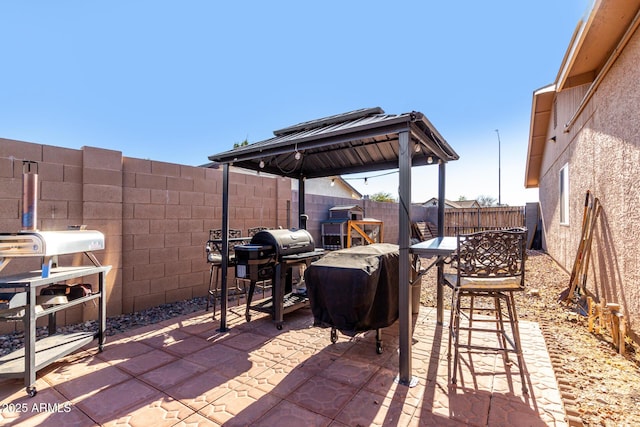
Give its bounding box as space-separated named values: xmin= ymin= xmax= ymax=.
xmin=539 ymin=29 xmax=640 ymax=342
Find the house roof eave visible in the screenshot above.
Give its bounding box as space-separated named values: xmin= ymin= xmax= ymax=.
xmin=525 ymin=84 xmax=556 ymax=189
xmin=557 ymin=0 xmax=640 ymax=91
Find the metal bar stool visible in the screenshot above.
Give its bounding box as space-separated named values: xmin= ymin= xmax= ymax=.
xmin=444 ymin=228 xmax=528 ymax=394
xmin=205 ymin=228 xmax=245 ymax=316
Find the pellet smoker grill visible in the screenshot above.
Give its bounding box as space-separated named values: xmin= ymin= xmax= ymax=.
xmin=0 ymin=161 xmax=110 ymax=397
xmin=234 ymin=229 xmax=324 ymax=329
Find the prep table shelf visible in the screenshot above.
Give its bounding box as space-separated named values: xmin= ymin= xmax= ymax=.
xmin=0 ymin=331 xmax=97 ymax=376
xmin=0 ymin=264 xmax=110 ymax=396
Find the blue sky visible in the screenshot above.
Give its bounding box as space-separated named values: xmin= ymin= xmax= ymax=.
xmin=1 ymin=1 xmax=591 ymax=205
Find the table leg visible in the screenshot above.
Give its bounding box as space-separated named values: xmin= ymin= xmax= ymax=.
xmin=98 ymin=270 xmax=106 ymax=351
xmin=245 ymin=281 xmax=256 ymax=322
xmin=437 ymin=259 xmax=444 ymax=325
xmin=48 ymin=312 xmax=56 ymax=336
xmin=274 ymin=263 xmax=284 ymax=329
xmin=25 ymin=287 xmax=36 ymax=396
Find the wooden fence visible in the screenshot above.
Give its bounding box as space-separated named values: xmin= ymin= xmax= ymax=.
xmin=443 ymin=206 xmax=526 ymax=236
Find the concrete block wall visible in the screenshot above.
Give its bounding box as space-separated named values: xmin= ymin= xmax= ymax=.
xmin=0 ymin=140 xmax=124 ymax=332
xmin=81 ymin=147 xmax=124 ymax=324
xmin=0 ymin=138 xmax=290 ymax=333
xmin=1 ymin=137 xmax=433 ymax=332
xmin=121 ymin=163 xmax=288 ymax=314
xmin=119 ymin=161 xmax=291 ymax=313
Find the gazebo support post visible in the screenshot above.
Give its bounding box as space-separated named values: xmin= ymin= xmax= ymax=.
xmin=218 ymin=163 xmax=231 ymax=332
xmin=397 ymin=130 xmax=416 ymax=387
xmin=298 ymin=177 xmax=306 ymax=229
xmin=436 ymin=160 xmax=446 ymax=324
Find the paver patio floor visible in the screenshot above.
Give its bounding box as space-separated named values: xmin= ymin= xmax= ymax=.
xmin=0 ymin=304 xmax=567 ymax=426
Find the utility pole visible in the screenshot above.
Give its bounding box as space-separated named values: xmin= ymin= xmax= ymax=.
xmin=495 ymin=129 xmax=501 ymax=206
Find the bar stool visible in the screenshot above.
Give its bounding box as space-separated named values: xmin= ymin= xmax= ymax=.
xmin=205 ymin=228 xmax=244 ymax=316
xmin=444 ymin=228 xmax=528 ymax=394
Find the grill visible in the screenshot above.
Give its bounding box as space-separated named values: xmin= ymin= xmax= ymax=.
xmin=0 ymin=230 xmax=105 ymax=259
xmin=0 ymin=229 xmax=106 ymax=315
xmin=0 ymin=159 xmax=105 ymax=271
xmin=235 ymin=229 xmax=315 ymax=280
xmin=233 ymin=244 xmax=274 ymax=282
xmin=235 ymin=229 xmax=324 ymax=329
xmin=0 ymin=161 xmax=110 ymax=397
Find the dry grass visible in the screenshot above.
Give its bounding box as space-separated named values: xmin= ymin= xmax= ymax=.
xmin=419 ymin=250 xmax=640 ymax=426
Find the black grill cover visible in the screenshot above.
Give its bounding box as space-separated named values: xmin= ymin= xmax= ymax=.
xmin=305 ymin=243 xmax=399 ymax=336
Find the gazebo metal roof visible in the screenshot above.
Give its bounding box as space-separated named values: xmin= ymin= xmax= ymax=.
xmin=208 ymin=107 xmax=458 ymax=177
xmin=207 ymin=107 xmax=458 ymax=387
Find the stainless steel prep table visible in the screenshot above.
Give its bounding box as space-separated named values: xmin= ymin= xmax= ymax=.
xmin=0 ymin=264 xmax=110 ymax=396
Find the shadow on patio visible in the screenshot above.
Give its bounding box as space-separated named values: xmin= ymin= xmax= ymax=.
xmin=0 ymin=303 xmax=567 ymax=426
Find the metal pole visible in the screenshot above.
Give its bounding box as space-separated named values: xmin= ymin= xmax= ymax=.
xmin=438 ymin=161 xmax=445 ymax=238
xmin=437 ymin=160 xmax=446 ymax=324
xmin=495 ymin=129 xmax=501 ymax=206
xmin=397 ymin=130 xmax=415 ymax=387
xmin=298 ymin=177 xmax=306 ymax=229
xmin=219 ymin=164 xmax=230 ymax=332
xmin=22 ymin=161 xmax=38 ymax=231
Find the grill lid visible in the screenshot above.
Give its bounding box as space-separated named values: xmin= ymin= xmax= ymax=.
xmin=250 ymin=229 xmax=315 ymax=257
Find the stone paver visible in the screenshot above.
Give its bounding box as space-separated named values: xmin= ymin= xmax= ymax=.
xmin=0 ymin=306 xmax=568 ymax=426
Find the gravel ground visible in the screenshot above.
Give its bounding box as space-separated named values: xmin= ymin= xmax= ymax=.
xmin=420 ymin=250 xmax=640 ymax=427
xmin=0 ymin=297 xmax=210 ymax=356
xmin=2 ymin=250 xmax=640 ymax=425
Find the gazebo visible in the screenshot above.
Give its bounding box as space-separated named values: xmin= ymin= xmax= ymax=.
xmin=208 ymin=107 xmax=459 ymax=386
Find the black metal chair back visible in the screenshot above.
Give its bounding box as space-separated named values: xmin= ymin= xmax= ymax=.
xmin=445 ymin=227 xmax=529 ymax=394
xmin=455 ymin=228 xmax=526 ymax=286
xmin=205 ymin=228 xmax=245 ymax=314
xmin=248 ymin=227 xmax=269 ymax=237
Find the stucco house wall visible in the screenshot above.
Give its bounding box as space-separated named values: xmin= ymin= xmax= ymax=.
xmin=537 ymin=26 xmax=640 ymax=342
xmin=302 ymin=176 xmax=362 ymax=200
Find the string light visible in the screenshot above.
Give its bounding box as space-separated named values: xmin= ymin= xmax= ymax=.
xmin=343 ymin=169 xmax=399 ymax=185
xmin=259 ymin=160 xmax=265 ymax=168
xmin=342 ymin=163 xmax=435 ymax=186
xmin=330 ymin=178 xmax=335 ymax=186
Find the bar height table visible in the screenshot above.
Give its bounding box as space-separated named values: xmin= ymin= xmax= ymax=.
xmin=410 ymin=236 xmax=457 ymax=324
